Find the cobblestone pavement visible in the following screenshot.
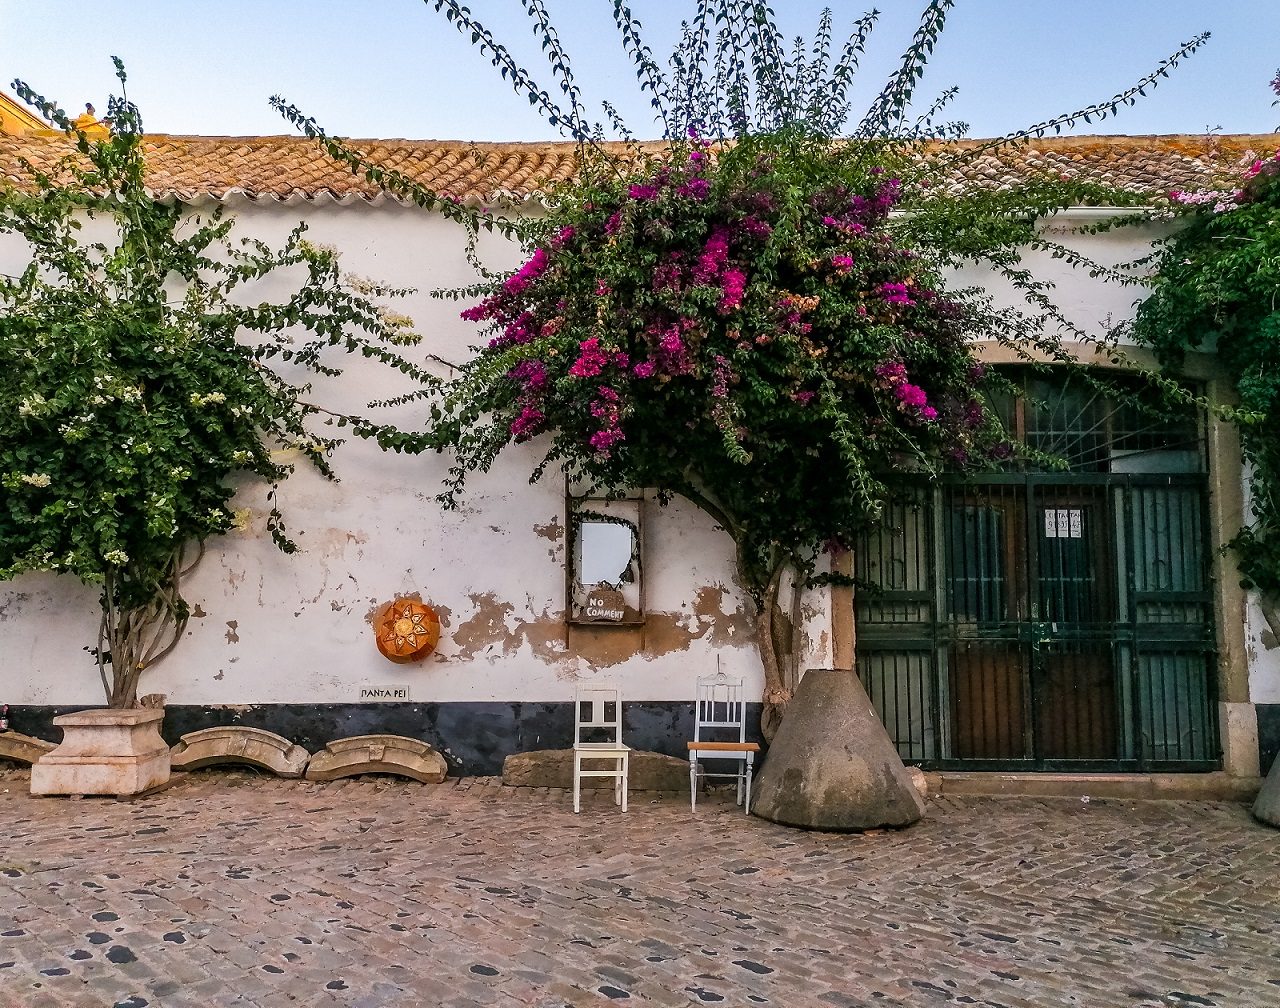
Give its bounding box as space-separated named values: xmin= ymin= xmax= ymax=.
xmin=1 ymin=769 xmax=1278 ymax=1008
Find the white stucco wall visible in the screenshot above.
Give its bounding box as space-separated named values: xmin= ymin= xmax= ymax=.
xmin=0 ymin=198 xmax=1272 ymax=721
xmin=0 ymin=198 xmax=775 ymax=708
xmin=951 ymin=212 xmax=1171 ymax=342
xmin=1247 ymin=597 xmax=1280 ymax=703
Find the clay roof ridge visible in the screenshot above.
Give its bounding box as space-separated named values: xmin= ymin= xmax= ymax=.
xmin=4 ymin=131 xmax=1276 ymax=206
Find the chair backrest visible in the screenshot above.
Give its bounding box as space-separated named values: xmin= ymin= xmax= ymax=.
xmin=694 ymin=671 xmax=747 ymax=743
xmin=574 ymin=683 xmax=623 ymax=745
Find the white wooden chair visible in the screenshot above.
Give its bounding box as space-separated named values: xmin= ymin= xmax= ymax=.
xmin=572 ymin=683 xmax=630 ymax=813
xmin=688 ymin=672 xmax=760 ymax=813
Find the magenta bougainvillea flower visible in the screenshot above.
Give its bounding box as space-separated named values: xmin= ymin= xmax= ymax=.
xmin=568 ymin=337 xmax=610 ymax=378
xmin=453 ymin=138 xmax=1002 ymax=474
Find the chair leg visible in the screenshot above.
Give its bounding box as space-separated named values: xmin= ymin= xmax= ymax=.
xmin=744 ymin=756 xmax=753 ymax=816
xmin=736 ymin=765 xmax=745 ymax=806
xmin=689 ymin=757 xmax=697 ymax=811
xmin=573 ymin=753 xmax=581 ymax=814
xmin=620 ymin=755 xmax=628 ymax=813
xmin=614 ymin=761 xmax=622 ymax=807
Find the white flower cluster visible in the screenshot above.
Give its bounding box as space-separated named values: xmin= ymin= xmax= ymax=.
xmin=342 ymin=272 xmax=380 ymax=296
xmin=19 ymin=472 xmax=52 ymax=488
xmin=58 ymin=421 xmax=89 ymax=443
xmin=103 ymin=549 xmax=130 ymax=566
xmin=190 ymin=391 xmax=228 ymax=407
xmin=375 ymin=305 xmax=419 ymax=345
xmin=377 ymin=307 xmax=416 ymax=331
xmin=298 ymin=239 xmax=339 ymax=260
xmin=18 ymin=394 xmax=47 ymax=418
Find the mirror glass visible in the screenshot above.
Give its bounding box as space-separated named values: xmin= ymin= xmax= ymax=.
xmin=577 ymin=520 xmax=635 ymax=587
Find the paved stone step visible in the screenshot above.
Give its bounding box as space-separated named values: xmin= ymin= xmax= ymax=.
xmin=939 ymin=770 xmax=1261 ymax=801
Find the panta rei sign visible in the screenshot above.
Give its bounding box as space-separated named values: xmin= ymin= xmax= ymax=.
xmin=360 ymin=685 xmax=410 ymax=701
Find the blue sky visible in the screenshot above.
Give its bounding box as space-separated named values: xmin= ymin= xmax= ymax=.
xmin=1 ymin=1 xmax=1277 ymax=140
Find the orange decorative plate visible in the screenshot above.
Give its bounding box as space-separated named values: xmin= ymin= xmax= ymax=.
xmin=375 ymin=599 xmax=441 ymax=664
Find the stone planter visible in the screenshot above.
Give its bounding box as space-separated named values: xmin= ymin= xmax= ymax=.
xmin=30 ymin=708 xmax=170 ymax=797
xmin=752 ymin=668 xmax=926 ymax=831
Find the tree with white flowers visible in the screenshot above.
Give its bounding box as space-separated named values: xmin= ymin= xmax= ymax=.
xmin=0 ymin=62 xmax=423 ymax=708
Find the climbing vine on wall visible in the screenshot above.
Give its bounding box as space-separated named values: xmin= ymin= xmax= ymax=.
xmin=1132 ymin=77 xmax=1280 ymax=594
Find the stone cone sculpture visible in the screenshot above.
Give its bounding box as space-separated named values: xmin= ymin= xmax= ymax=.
xmin=1251 ymin=755 xmax=1280 ymax=828
xmin=752 ymin=668 xmax=926 ymax=831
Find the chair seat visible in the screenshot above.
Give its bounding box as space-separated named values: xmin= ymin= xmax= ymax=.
xmin=574 ymin=742 xmax=631 ymax=753
xmin=687 ymin=741 xmax=760 ymax=752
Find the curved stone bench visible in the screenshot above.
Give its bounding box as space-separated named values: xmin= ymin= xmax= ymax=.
xmin=170 ymin=726 xmax=309 ymax=778
xmin=0 ymin=730 xmax=56 ymax=766
xmin=304 ymin=734 xmax=448 ymax=783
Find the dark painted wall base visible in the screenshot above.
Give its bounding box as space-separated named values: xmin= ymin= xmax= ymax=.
xmin=12 ymin=701 xmax=1276 ymax=778
xmin=6 ymin=701 xmax=766 ymax=777
xmin=1257 ymin=704 xmax=1280 ymax=776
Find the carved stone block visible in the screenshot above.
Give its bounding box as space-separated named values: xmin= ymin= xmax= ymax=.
xmin=170 ymin=726 xmax=309 ymax=778
xmin=305 ymin=734 xmax=448 ymax=783
xmin=0 ymin=730 xmax=56 ymax=766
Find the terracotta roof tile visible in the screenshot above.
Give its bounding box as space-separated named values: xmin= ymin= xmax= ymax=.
xmin=0 ymin=132 xmax=1275 ymax=205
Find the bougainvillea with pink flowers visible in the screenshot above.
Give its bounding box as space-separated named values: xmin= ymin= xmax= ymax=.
xmin=287 ymin=1 xmax=1207 ymax=735
xmin=431 ymin=136 xmax=1010 ymax=593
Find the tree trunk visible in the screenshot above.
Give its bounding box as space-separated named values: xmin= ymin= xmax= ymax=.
xmin=759 ymin=547 xmax=855 ymax=742
xmin=759 ymin=564 xmax=804 ymax=742
xmin=97 ymin=548 xmax=195 ymax=708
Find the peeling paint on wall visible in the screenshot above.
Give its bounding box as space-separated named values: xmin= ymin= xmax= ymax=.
xmin=533 ymin=516 xmax=565 ymax=563
xmin=450 ymin=590 xmax=570 ymax=670
xmin=1260 ymin=593 xmax=1279 ymax=651
xmin=533 ymin=518 xmax=564 ymax=541
xmin=452 ymin=592 xmax=518 ymax=661
xmin=569 ymin=584 xmax=754 ymax=669
xmin=224 ymin=620 xmax=239 ymax=644
xmin=691 ymin=585 xmax=754 ymax=647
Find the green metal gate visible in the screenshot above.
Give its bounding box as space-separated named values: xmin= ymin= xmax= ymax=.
xmin=854 ymin=371 xmax=1219 ymax=771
